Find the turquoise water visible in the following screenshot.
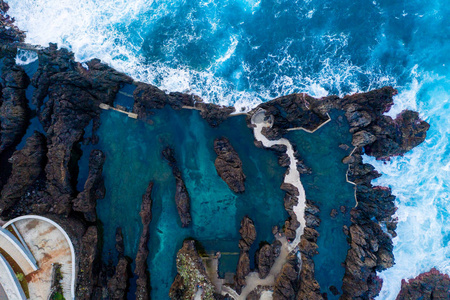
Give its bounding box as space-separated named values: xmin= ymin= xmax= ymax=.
xmin=8 ymin=0 xmax=450 ymax=298
xmin=90 ymin=107 xmax=287 ymax=299
xmin=287 ymin=111 xmax=355 ymax=299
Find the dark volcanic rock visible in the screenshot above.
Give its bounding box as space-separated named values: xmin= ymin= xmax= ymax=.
xmin=238 ymin=216 xmax=257 ymax=251
xmin=396 ymin=268 xmax=450 ymax=300
xmin=76 ymin=226 xmax=99 ymax=300
xmin=256 ymin=244 xmax=274 ymax=279
xmin=170 ymin=240 xmax=215 ymax=300
xmin=28 ymin=44 xmax=131 ymax=215
xmin=0 ymin=1 xmax=25 ymax=45
xmin=196 ymin=102 xmax=235 ymax=127
xmin=73 ymin=149 xmax=105 ymax=222
xmin=107 ymin=257 xmax=131 ymax=300
xmin=0 ymin=131 xmax=46 ymax=215
xmin=214 ymin=137 xmax=246 ymax=193
xmin=273 ymin=254 xmax=299 ymax=300
xmin=134 ymin=182 xmax=153 ymax=300
xmin=162 ymin=146 xmax=191 ymax=227
xmin=0 ymin=58 xmax=30 ymax=154
xmin=235 ymin=216 xmax=256 ymax=293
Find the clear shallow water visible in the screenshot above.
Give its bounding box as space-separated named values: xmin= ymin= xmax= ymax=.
xmin=287 ymin=111 xmax=355 ymax=299
xmin=8 ymin=0 xmax=450 ymax=298
xmin=84 ymin=107 xmax=287 ymax=299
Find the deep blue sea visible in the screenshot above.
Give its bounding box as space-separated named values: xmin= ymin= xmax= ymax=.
xmin=9 ymin=0 xmax=450 ymax=299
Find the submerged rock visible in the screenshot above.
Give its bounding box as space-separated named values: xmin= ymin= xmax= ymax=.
xmin=235 ymin=216 xmax=256 ymax=293
xmin=0 ymin=131 xmax=46 ymax=215
xmin=214 ymin=137 xmax=246 ymax=193
xmin=396 ymin=268 xmax=450 ymax=300
xmin=134 ymin=182 xmax=153 ymax=300
xmin=73 ymin=149 xmax=106 ymax=222
xmin=162 ymin=146 xmax=192 ymax=227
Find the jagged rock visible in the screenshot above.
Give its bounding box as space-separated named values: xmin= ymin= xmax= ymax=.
xmin=107 ymin=257 xmax=130 ymax=300
xmin=238 ymin=216 xmax=256 ymax=251
xmin=256 ymin=244 xmax=274 ymax=279
xmin=214 ymin=137 xmax=246 ymax=193
xmin=352 ymin=130 xmax=377 ymax=147
xmin=162 ymin=146 xmax=191 ymax=227
xmin=135 ymin=182 xmax=153 ymax=300
xmin=0 ymin=58 xmax=30 ymax=153
xmin=235 ymin=251 xmax=251 ymax=294
xmin=396 ymin=268 xmax=450 ymax=300
xmin=235 ymin=216 xmax=256 ymax=293
xmin=273 ymin=254 xmax=299 ymax=300
xmin=170 ymin=240 xmax=215 ymax=300
xmin=196 ymin=102 xmax=235 ymax=127
xmin=0 ymin=131 xmax=46 ymax=215
xmin=73 ymin=149 xmax=105 ymax=222
xmin=115 ymin=227 xmax=125 ymax=257
xmin=0 ymin=1 xmax=25 ymax=45
xmin=76 ymin=226 xmax=99 ymax=299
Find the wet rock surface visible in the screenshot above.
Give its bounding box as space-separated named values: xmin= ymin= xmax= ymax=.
xmin=214 ymin=137 xmax=246 ymax=193
xmin=73 ymin=149 xmax=105 ymax=222
xmin=235 ymin=216 xmax=256 ymax=293
xmin=162 ymin=146 xmax=192 ymax=227
xmin=134 ymin=182 xmax=153 ymax=300
xmin=396 ymin=268 xmax=450 ymax=300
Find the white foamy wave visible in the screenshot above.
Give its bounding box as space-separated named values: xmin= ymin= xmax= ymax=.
xmin=6 ymin=0 xmax=399 ymax=111
xmin=365 ymin=72 xmax=450 ymax=300
xmin=15 ymin=48 xmax=38 ymax=65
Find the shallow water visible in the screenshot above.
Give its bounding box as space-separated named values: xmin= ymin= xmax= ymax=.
xmin=88 ymin=107 xmax=287 ymax=299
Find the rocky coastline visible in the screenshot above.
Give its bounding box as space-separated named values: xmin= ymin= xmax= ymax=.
xmin=0 ymin=1 xmax=433 ymax=299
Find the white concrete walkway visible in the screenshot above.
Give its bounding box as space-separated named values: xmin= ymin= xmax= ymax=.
xmin=3 ymin=216 xmax=76 ymax=300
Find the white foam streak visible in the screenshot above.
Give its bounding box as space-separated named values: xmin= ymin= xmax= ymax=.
xmin=15 ymin=49 xmax=38 ymax=65
xmin=366 ymin=72 xmax=450 ymax=300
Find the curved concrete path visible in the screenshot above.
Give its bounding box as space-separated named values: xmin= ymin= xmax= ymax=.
xmin=3 ymin=216 xmax=76 ymax=300
xmin=0 ymin=226 xmax=38 ymax=274
xmin=0 ymin=252 xmax=27 ymax=300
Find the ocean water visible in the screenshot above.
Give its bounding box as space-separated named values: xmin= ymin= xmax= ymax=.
xmin=7 ymin=0 xmax=450 ymax=299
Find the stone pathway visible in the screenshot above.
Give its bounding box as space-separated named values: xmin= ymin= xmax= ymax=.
xmin=8 ymin=218 xmax=74 ymax=300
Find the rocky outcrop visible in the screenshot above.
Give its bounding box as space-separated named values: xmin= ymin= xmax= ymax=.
xmin=0 ymin=1 xmax=25 ymax=45
xmin=162 ymin=146 xmax=191 ymax=227
xmin=297 ymin=201 xmax=322 ymax=300
xmin=196 ymin=102 xmax=235 ymax=127
xmin=214 ymin=137 xmax=246 ymax=193
xmin=273 ymin=254 xmax=299 ymax=300
xmin=107 ymin=228 xmax=131 ymax=300
xmin=396 ymin=268 xmax=450 ymax=300
xmin=170 ymin=240 xmax=215 ymax=300
xmin=0 ymin=131 xmax=46 ymax=215
xmin=76 ymin=226 xmax=99 ymax=300
xmin=134 ymin=182 xmax=153 ymax=300
xmin=107 ymin=257 xmax=130 ymax=300
xmin=0 ymin=57 xmax=30 ymax=154
xmin=235 ymin=216 xmax=256 ymax=293
xmin=30 ymin=44 xmax=131 ymax=215
xmin=73 ymin=149 xmax=105 ymax=222
xmin=281 ymin=182 xmax=301 ymax=242
xmin=254 ymin=238 xmax=282 ymax=280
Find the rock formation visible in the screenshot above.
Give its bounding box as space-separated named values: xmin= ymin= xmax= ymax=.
xmin=214 ymin=137 xmax=246 ymax=193
xmin=76 ymin=226 xmax=99 ymax=299
xmin=134 ymin=182 xmax=153 ymax=300
xmin=396 ymin=268 xmax=450 ymax=300
xmin=107 ymin=227 xmax=131 ymax=300
xmin=235 ymin=216 xmax=256 ymax=293
xmin=162 ymin=146 xmax=192 ymax=227
xmin=0 ymin=131 xmax=46 ymax=215
xmin=73 ymin=149 xmax=106 ymax=222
